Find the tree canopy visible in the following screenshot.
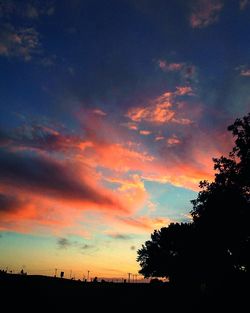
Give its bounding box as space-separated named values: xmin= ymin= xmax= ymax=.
xmin=137 ymin=113 xmax=250 ymax=284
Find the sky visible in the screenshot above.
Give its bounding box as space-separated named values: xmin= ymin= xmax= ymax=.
xmin=0 ymin=0 xmax=250 ymax=280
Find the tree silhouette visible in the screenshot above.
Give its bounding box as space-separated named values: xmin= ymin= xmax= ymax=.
xmin=137 ymin=113 xmax=250 ymax=285
xmin=137 ymin=223 xmax=195 ymax=283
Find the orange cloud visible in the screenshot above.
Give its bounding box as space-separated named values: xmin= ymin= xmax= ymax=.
xmin=0 ymin=106 xmax=234 ymax=235
xmin=175 ymin=86 xmax=193 ymax=96
xmin=118 ymin=216 xmax=172 ymax=231
xmin=127 ymin=88 xmax=194 ymax=125
xmin=127 ymin=92 xmax=175 ymax=123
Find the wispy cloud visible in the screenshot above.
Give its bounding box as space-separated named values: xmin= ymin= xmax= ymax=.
xmin=189 ymin=0 xmax=223 ymax=28
xmin=0 ymin=1 xmax=55 ymax=19
xmin=119 ymin=216 xmax=172 ymax=231
xmin=236 ymin=65 xmax=250 ymax=76
xmin=158 ymin=60 xmax=184 ymax=72
xmin=139 ymin=130 xmax=152 ymax=136
xmin=57 ymin=237 xmax=71 ymax=249
xmin=240 ymin=69 xmax=250 ymax=76
xmin=239 ymin=0 xmax=250 ymax=10
xmin=107 ymin=233 xmax=132 ymax=240
xmin=93 ymin=109 xmax=107 ymax=116
xmin=157 ymin=59 xmax=197 ymax=84
xmin=57 ymin=237 xmax=94 ymax=252
xmin=0 ymin=24 xmax=40 ymax=61
xmin=167 ymin=136 xmax=181 ymax=146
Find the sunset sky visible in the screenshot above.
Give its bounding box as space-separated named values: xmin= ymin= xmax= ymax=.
xmin=0 ymin=0 xmax=250 ymax=280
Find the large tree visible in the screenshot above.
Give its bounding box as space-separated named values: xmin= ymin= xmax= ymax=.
xmin=137 ymin=113 xmax=250 ymax=284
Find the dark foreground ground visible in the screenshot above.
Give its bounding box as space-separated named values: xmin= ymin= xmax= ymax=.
xmin=0 ymin=273 xmax=248 ymax=312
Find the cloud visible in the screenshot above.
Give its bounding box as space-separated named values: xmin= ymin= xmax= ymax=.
xmin=239 ymin=0 xmax=250 ymax=10
xmin=57 ymin=237 xmax=71 ymax=249
xmin=0 ymin=107 xmax=233 ymax=235
xmin=81 ymin=244 xmax=93 ymax=250
xmin=167 ymin=136 xmax=181 ymax=146
xmin=118 ymin=216 xmax=172 ymax=231
xmin=0 ymin=193 xmax=24 ymax=213
xmin=0 ymin=148 xmax=125 ymax=211
xmin=57 ymin=237 xmax=94 ymax=251
xmin=108 ymin=233 xmax=132 ymax=240
xmin=139 ymin=130 xmax=152 ymax=135
xmin=0 ymin=24 xmax=40 ymax=61
xmin=157 ymin=59 xmax=197 ymax=83
xmin=7 ymin=123 xmax=83 ymax=153
xmin=93 ymin=109 xmax=107 ymax=116
xmin=155 ymin=136 xmax=165 ymax=141
xmin=157 ymin=60 xmax=184 ymax=72
xmin=175 ymin=86 xmax=194 ymax=96
xmin=236 ymin=65 xmax=250 ymax=77
xmin=127 ymin=92 xmax=175 ymax=123
xmin=240 ymin=69 xmax=250 ymax=77
xmin=189 ymin=0 xmax=223 ymax=28
xmin=0 ymin=1 xmax=55 ymax=19
xmin=121 ymin=122 xmax=138 ymax=131
xmin=127 ymin=87 xmax=194 ymax=124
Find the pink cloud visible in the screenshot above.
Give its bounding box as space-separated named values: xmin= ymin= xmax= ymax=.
xmin=121 ymin=122 xmax=138 ymax=130
xmin=93 ymin=108 xmax=107 ymax=116
xmin=155 ymin=136 xmax=165 ymax=141
xmin=139 ymin=130 xmax=152 ymax=135
xmin=158 ymin=59 xmax=184 ymax=72
xmin=240 ymin=69 xmax=250 ymax=76
xmin=167 ymin=136 xmax=181 ymax=145
xmin=190 ymin=0 xmax=223 ymax=28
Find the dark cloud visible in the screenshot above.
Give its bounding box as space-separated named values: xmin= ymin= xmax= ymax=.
xmin=0 ymin=0 xmax=55 ymax=19
xmin=108 ymin=233 xmax=131 ymax=240
xmin=0 ymin=129 xmax=11 ymax=147
xmin=0 ymin=193 xmax=23 ymax=213
xmin=57 ymin=237 xmax=71 ymax=249
xmin=0 ymin=23 xmax=40 ymax=61
xmin=57 ymin=238 xmax=94 ymax=251
xmin=81 ymin=244 xmax=93 ymax=250
xmin=0 ymin=149 xmax=122 ymax=209
xmin=9 ymin=124 xmax=81 ymax=152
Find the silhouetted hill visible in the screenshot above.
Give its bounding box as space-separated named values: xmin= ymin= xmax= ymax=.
xmin=0 ymin=273 xmax=248 ymax=312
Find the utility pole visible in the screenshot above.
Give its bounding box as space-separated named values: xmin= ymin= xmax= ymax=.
xmin=70 ymin=269 xmax=72 ymax=279
xmin=135 ymin=274 xmax=137 ymax=283
xmin=128 ymin=272 xmax=131 ymax=283
xmin=54 ymin=268 xmax=57 ymax=277
xmin=87 ymin=270 xmax=90 ymax=282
